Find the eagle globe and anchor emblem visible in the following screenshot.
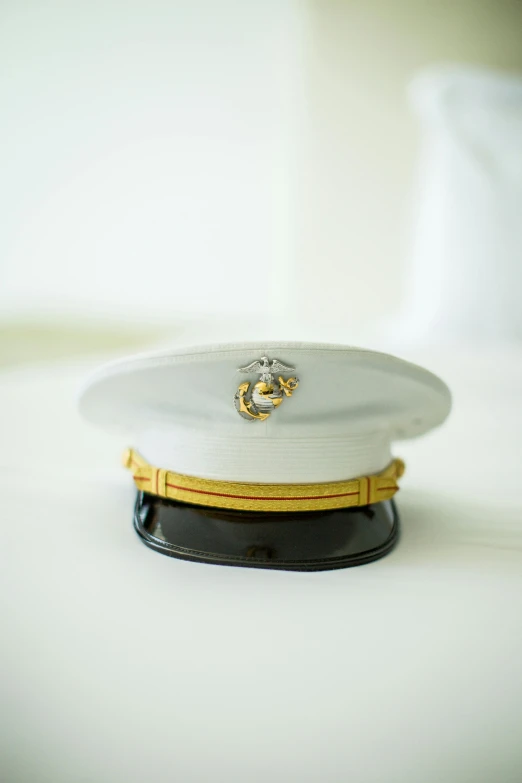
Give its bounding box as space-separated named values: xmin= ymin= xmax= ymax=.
xmin=234 ymin=356 xmax=299 ymax=421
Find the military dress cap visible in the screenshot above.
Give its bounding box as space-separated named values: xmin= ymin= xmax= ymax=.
xmin=79 ymin=341 xmax=451 ymax=571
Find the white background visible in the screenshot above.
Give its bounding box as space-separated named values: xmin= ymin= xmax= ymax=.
xmin=1 ymin=5 xmax=522 ymax=781
xmin=2 ymin=0 xmax=522 ymax=332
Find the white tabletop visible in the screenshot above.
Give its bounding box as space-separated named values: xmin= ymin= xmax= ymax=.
xmin=1 ymin=346 xmax=522 ymax=783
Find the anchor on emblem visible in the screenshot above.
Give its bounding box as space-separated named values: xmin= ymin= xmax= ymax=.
xmin=234 ymin=356 xmax=299 ymax=421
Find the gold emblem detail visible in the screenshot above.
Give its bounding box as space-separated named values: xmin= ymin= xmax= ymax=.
xmin=234 ymin=356 xmax=299 ymax=421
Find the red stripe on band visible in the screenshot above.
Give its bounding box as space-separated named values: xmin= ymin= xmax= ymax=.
xmin=132 ymin=477 xmax=396 ymax=502
xmin=165 ymin=482 xmax=360 ymax=502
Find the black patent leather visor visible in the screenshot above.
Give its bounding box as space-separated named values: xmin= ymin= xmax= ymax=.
xmin=133 ymin=492 xmax=399 ymax=571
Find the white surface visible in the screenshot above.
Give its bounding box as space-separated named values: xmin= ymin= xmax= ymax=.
xmin=1 ymin=347 xmax=522 ymax=782
xmin=78 ymin=341 xmax=450 ymax=483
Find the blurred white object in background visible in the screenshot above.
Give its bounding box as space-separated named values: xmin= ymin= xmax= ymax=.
xmin=400 ymin=66 xmax=522 ymax=344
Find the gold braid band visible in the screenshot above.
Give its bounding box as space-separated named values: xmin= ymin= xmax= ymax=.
xmin=123 ymin=448 xmax=405 ymax=513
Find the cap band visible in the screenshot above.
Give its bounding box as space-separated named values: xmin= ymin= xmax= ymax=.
xmin=123 ymin=449 xmax=405 ymax=513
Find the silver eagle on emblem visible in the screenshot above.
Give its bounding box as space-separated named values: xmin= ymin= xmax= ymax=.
xmin=234 ymin=356 xmax=299 ymax=421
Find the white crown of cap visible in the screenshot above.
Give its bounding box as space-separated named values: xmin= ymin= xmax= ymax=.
xmin=78 ymin=341 xmax=451 ymax=484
